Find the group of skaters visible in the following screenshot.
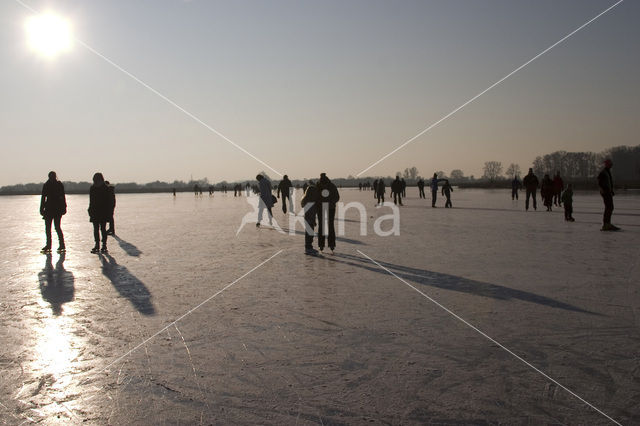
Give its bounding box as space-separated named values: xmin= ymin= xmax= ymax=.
xmin=370 ymin=174 xmax=453 ymax=208
xmin=39 ymin=171 xmax=117 ymax=254
xmin=254 ymin=173 xmax=340 ymax=255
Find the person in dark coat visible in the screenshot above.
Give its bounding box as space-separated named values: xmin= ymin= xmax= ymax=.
xmin=88 ymin=172 xmax=114 ymax=253
xmin=277 ymin=175 xmax=294 ymax=214
xmin=105 ymin=181 xmax=116 ymax=235
xmin=417 ymin=178 xmax=426 ymax=199
xmin=522 ymin=168 xmax=539 ymax=211
xmin=441 ymin=180 xmax=453 ymax=208
xmin=511 ymin=176 xmax=521 ymax=200
xmin=391 ymin=176 xmax=403 ymax=206
xmin=552 ymin=172 xmax=564 ymax=206
xmin=376 ymin=179 xmax=385 ymax=205
xmin=372 ymin=179 xmax=378 ymax=199
xmin=401 ymin=178 xmax=407 ymax=197
xmin=256 ymin=174 xmax=274 ymax=227
xmin=301 ymin=180 xmax=320 ymax=254
xmin=540 ymin=174 xmax=554 ymax=211
xmin=40 ymin=171 xmax=67 ymax=253
xmin=561 ymin=183 xmax=575 ymax=222
xmin=316 ymin=173 xmax=340 ymax=253
xmin=430 ymin=173 xmax=445 ymax=207
xmin=598 ymin=159 xmax=619 ymax=231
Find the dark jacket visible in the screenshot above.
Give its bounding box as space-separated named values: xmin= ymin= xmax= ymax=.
xmin=107 ymin=184 xmax=116 ymax=215
xmin=89 ymin=184 xmax=114 ymax=222
xmin=301 ymin=184 xmax=320 ymax=215
xmin=541 ymin=176 xmax=554 ymax=200
xmin=391 ymin=178 xmax=402 ymax=194
xmin=552 ymin=175 xmax=564 ymax=193
xmin=277 ymin=178 xmax=292 ymax=198
xmin=376 ymin=180 xmax=385 ymax=194
xmin=523 ymin=173 xmax=539 ymax=191
xmin=40 ymin=180 xmax=66 ymax=218
xmin=317 ymin=177 xmax=340 ymax=207
xmin=597 ymin=168 xmax=614 ymax=195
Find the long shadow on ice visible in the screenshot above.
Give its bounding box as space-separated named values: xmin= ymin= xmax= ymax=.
xmin=328 ymin=253 xmax=596 ymax=315
xmin=113 ymin=235 xmax=143 ymax=257
xmin=38 ymin=252 xmax=74 ymax=316
xmin=98 ymin=252 xmax=155 ymax=315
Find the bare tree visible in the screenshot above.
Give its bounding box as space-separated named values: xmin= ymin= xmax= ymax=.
xmin=449 ymin=169 xmax=464 ymax=180
xmin=506 ymin=163 xmax=521 ymax=179
xmin=482 ymin=161 xmax=503 ymax=182
xmin=436 ymin=171 xmax=447 ymax=179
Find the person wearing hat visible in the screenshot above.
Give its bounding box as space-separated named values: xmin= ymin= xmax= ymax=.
xmin=39 ymin=171 xmax=67 ymax=253
xmin=598 ymin=159 xmax=619 ymax=231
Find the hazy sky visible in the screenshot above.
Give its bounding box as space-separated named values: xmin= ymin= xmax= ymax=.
xmin=1 ymin=0 xmax=638 ymax=185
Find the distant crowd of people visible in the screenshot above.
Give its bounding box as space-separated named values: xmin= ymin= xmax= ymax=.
xmin=38 ymin=159 xmax=621 ymax=256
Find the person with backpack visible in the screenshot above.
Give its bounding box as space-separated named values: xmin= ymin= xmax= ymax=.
xmin=39 ymin=171 xmax=67 ymax=253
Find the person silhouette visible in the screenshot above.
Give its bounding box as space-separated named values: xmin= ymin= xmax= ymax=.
xmin=316 ymin=173 xmax=340 ymax=253
xmin=88 ymin=172 xmax=114 ymax=253
xmin=598 ymin=159 xmax=619 ymax=231
xmin=430 ymin=173 xmax=445 ymax=207
xmin=301 ymin=180 xmax=319 ymax=255
xmin=376 ymin=179 xmax=386 ymax=205
xmin=541 ymin=174 xmax=554 ymax=212
xmin=417 ymin=178 xmax=426 ymax=199
xmin=39 ymin=171 xmax=66 ymax=253
xmin=552 ymin=172 xmax=564 ymax=207
xmin=522 ymin=168 xmax=539 ymax=211
xmin=511 ymin=175 xmax=521 ymax=200
xmin=441 ymin=180 xmax=453 ymax=208
xmin=105 ymin=181 xmax=116 ymax=236
xmin=256 ymin=174 xmax=274 ymax=227
xmin=561 ymin=183 xmax=575 ymax=222
xmin=372 ymin=179 xmax=379 ymax=200
xmin=391 ymin=176 xmax=403 ymax=206
xmin=401 ymin=178 xmax=407 ymax=197
xmin=277 ymin=174 xmax=294 ymax=214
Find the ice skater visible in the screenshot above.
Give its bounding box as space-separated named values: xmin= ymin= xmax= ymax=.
xmin=105 ymin=181 xmax=116 ymax=236
xmin=376 ymin=179 xmax=385 ymax=205
xmin=88 ymin=172 xmax=114 ymax=253
xmin=372 ymin=179 xmax=379 ymax=199
xmin=441 ymin=180 xmax=453 ymax=208
xmin=256 ymin=174 xmax=274 ymax=227
xmin=430 ymin=173 xmax=445 ymax=207
xmin=553 ymin=172 xmax=564 ymax=207
xmin=598 ymin=159 xmax=619 ymax=231
xmin=39 ymin=171 xmax=66 ymax=253
xmin=511 ymin=175 xmax=521 ymax=200
xmin=277 ymin=174 xmax=294 ymax=214
xmin=391 ymin=176 xmax=403 ymax=206
xmin=301 ymin=180 xmax=319 ymax=255
xmin=417 ymin=178 xmax=426 ymax=199
xmin=561 ymin=184 xmax=575 ymax=222
xmin=523 ymin=168 xmax=539 ymax=211
xmin=401 ymin=178 xmax=407 ymax=197
xmin=316 ymin=173 xmax=340 ymax=253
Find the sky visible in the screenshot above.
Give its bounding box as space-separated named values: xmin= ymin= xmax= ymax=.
xmin=0 ymin=0 xmax=638 ymax=186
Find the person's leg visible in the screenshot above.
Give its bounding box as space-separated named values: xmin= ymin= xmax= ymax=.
xmin=317 ymin=208 xmax=325 ymax=250
xmin=525 ymin=190 xmax=530 ymax=210
xmin=432 ymin=191 xmax=437 ymax=207
xmin=399 ymin=193 xmax=403 ymax=205
xmin=532 ymin=190 xmax=537 ymax=210
xmin=100 ymin=222 xmax=108 ymax=250
xmin=53 ymin=216 xmax=64 ymax=248
xmin=603 ymin=194 xmax=614 ymax=225
xmin=93 ymin=222 xmax=100 ymax=250
xmin=267 ymin=206 xmax=273 ymax=225
xmin=282 ymin=195 xmax=287 ymax=213
xmin=257 ymin=203 xmax=264 ymax=224
xmin=328 ymin=207 xmax=336 ymax=250
xmin=516 ymin=190 xmax=518 ymax=200
xmin=304 ymin=211 xmax=316 ymax=250
xmin=43 ymin=216 xmax=53 ymax=249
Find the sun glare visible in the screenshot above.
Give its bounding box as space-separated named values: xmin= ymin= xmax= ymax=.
xmin=25 ymin=12 xmax=72 ymax=58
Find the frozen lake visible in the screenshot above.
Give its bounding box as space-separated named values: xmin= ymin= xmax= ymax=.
xmin=1 ymin=188 xmax=639 ymax=424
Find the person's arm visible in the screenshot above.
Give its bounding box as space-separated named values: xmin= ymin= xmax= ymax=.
xmin=277 ymin=184 xmax=281 ymax=198
xmin=40 ymin=184 xmax=46 ymax=216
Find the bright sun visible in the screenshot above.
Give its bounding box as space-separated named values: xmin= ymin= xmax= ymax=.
xmin=25 ymin=13 xmax=72 ymax=58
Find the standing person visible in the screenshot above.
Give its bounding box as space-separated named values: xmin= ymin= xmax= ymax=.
xmin=430 ymin=173 xmax=445 ymax=207
xmin=598 ymin=159 xmax=619 ymax=231
xmin=372 ymin=179 xmax=379 ymax=199
xmin=552 ymin=172 xmax=564 ymax=206
xmin=541 ymin=174 xmax=554 ymax=212
xmin=401 ymin=178 xmax=407 ymax=197
xmin=376 ymin=179 xmax=385 ymax=205
xmin=105 ymin=181 xmax=116 ymax=236
xmin=277 ymin=175 xmax=294 ymax=214
xmin=561 ymin=183 xmax=575 ymax=222
xmin=511 ymin=175 xmax=521 ymax=200
xmin=441 ymin=180 xmax=453 ymax=208
xmin=256 ymin=174 xmax=274 ymax=227
xmin=39 ymin=171 xmax=66 ymax=253
xmin=172 ymin=187 xmax=176 ymax=197
xmin=522 ymin=168 xmax=539 ymax=211
xmin=88 ymin=172 xmax=114 ymax=253
xmin=417 ymin=178 xmax=426 ymax=199
xmin=391 ymin=176 xmax=403 ymax=205
xmin=316 ymin=173 xmax=340 ymax=253
xmin=301 ymin=180 xmax=319 ymax=255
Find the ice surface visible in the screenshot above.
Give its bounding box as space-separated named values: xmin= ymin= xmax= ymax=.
xmin=0 ymin=188 xmax=639 ymax=424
